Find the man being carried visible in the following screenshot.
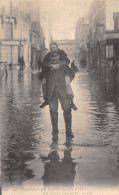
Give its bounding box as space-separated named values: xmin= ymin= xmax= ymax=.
xmin=40 ymin=42 xmax=77 ymax=111
xmin=39 ymin=42 xmax=77 ymax=138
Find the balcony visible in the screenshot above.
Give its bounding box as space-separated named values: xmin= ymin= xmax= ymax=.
xmin=101 ymin=32 xmax=119 ymax=41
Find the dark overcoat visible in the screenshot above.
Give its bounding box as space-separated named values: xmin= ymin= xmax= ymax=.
xmin=42 ymin=49 xmax=75 ymax=101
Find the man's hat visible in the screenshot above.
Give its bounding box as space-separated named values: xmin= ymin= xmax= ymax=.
xmin=50 ymin=41 xmax=58 ymax=48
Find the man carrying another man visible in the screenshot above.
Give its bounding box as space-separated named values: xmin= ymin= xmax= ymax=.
xmin=40 ymin=42 xmax=77 ymax=138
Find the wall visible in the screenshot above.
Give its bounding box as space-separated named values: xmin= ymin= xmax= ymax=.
xmin=0 ymin=21 xmax=6 ymax=39
xmin=105 ymin=0 xmax=119 ymax=31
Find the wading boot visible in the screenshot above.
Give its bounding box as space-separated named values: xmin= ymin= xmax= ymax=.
xmin=63 ymin=109 xmax=74 ymax=138
xmin=50 ymin=111 xmax=59 ymax=135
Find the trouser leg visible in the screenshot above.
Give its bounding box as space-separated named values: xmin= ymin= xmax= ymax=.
xmin=63 ymin=109 xmax=74 ymax=137
xmin=49 ymin=95 xmax=59 ymax=134
xmin=50 ymin=111 xmax=58 ymax=134
xmin=65 ymin=76 xmax=78 ymax=110
xmin=60 ymin=97 xmax=74 ymax=138
xmin=65 ymin=75 xmax=74 ymax=97
xmin=42 ymin=78 xmax=48 ymax=103
xmin=39 ymin=78 xmax=48 ymax=108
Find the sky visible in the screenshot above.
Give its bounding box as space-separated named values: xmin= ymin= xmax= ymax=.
xmin=40 ymin=0 xmax=93 ymax=40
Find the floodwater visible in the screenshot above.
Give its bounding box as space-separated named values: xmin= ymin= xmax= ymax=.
xmin=0 ymin=67 xmax=119 ymax=190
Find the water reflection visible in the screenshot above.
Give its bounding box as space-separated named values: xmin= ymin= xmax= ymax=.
xmin=1 ymin=69 xmax=41 ymax=185
xmin=41 ymin=135 xmax=76 ymax=186
xmin=0 ymin=67 xmax=119 ymax=187
xmin=3 ymin=151 xmax=35 ymax=185
xmin=1 ymin=105 xmax=37 ymax=186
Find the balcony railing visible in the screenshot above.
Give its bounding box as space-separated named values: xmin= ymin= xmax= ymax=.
xmin=101 ymin=32 xmax=119 ymax=41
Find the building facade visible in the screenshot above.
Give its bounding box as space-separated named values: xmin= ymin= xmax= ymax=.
xmin=0 ymin=0 xmax=46 ymax=69
xmin=75 ymin=0 xmax=119 ymax=69
xmin=40 ymin=12 xmax=51 ymax=50
xmin=87 ymin=0 xmax=119 ymax=68
xmin=75 ymin=16 xmax=89 ymax=66
xmin=0 ymin=1 xmax=31 ymax=67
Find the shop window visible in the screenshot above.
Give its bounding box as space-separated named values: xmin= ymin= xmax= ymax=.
xmin=106 ymin=45 xmax=113 ymax=59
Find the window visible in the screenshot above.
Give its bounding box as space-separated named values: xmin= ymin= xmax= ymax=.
xmin=113 ymin=13 xmax=119 ymax=31
xmin=5 ymin=23 xmax=12 ymax=39
xmin=13 ymin=7 xmax=18 ymax=16
xmin=106 ymin=45 xmax=113 ymax=59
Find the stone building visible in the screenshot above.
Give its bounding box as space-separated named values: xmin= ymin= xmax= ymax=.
xmin=87 ymin=0 xmax=119 ymax=68
xmin=0 ymin=1 xmax=29 ymax=66
xmin=0 ymin=0 xmax=46 ymax=69
xmin=75 ymin=16 xmax=89 ymax=67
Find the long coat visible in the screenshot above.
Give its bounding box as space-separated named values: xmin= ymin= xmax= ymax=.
xmin=42 ymin=49 xmax=75 ymax=101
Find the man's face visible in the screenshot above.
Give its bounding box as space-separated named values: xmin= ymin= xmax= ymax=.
xmin=50 ymin=52 xmax=60 ymax=63
xmin=50 ymin=44 xmax=58 ymax=52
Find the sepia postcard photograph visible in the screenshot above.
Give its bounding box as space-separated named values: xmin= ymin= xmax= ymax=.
xmin=0 ymin=0 xmax=119 ymax=194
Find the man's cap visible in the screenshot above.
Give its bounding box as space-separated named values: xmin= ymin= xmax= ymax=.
xmin=50 ymin=41 xmax=58 ymax=47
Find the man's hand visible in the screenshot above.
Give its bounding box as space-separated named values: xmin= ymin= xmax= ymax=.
xmin=59 ymin=60 xmax=68 ymax=67
xmin=50 ymin=64 xmax=60 ymax=70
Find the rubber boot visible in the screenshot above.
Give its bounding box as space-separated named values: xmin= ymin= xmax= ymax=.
xmin=50 ymin=111 xmax=59 ymax=135
xmin=63 ymin=109 xmax=74 ymax=138
xmin=50 ymin=133 xmax=58 ymax=149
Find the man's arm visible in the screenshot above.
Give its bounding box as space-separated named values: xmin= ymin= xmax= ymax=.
xmin=58 ymin=50 xmax=75 ymax=81
xmin=59 ymin=59 xmax=70 ymax=67
xmin=41 ymin=53 xmax=52 ymax=79
xmin=59 ymin=49 xmax=70 ymax=66
xmin=42 ymin=53 xmax=51 ymax=70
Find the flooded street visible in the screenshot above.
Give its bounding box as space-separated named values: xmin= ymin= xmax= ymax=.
xmin=0 ymin=67 xmax=119 ymax=189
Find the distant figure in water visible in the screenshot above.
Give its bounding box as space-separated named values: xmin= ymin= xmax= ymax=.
xmin=18 ymin=56 xmax=25 ymax=69
xmin=80 ymin=57 xmax=87 ymax=68
xmin=71 ymin=60 xmax=78 ymax=73
xmin=111 ymin=59 xmax=119 ymax=77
